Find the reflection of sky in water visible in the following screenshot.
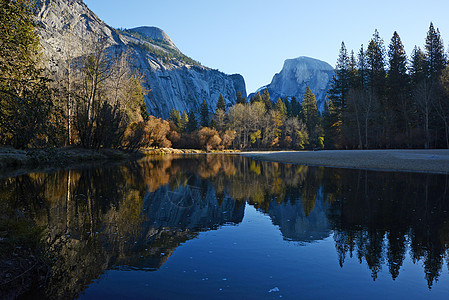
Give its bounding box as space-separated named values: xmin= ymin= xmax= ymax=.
xmin=82 ymin=205 xmax=449 ymax=300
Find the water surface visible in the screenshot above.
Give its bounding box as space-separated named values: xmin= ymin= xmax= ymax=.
xmin=3 ymin=154 xmax=449 ymax=299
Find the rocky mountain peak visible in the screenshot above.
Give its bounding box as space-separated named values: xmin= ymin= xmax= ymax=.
xmin=128 ymin=26 xmax=178 ymax=50
xmin=254 ymin=56 xmax=334 ymax=111
xmin=280 ymin=56 xmax=334 ymax=83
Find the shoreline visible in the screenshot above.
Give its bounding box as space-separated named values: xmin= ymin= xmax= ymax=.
xmin=0 ymin=147 xmax=145 ymax=178
xmin=240 ymin=149 xmax=449 ymax=174
xmin=0 ymin=147 xmax=240 ymax=178
xmin=2 ymin=147 xmax=449 ymax=175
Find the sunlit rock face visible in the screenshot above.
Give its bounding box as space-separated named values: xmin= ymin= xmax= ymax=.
xmin=129 ymin=26 xmax=179 ymax=51
xmin=35 ymin=0 xmax=246 ymax=118
xmin=254 ymin=56 xmax=334 ymax=111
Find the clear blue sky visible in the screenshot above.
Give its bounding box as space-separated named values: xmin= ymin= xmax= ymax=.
xmin=84 ymin=0 xmax=449 ymax=94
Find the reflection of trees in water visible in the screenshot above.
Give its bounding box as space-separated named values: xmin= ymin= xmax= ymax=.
xmin=0 ymin=164 xmax=157 ymax=298
xmin=134 ymin=155 xmax=449 ymax=290
xmin=2 ymin=155 xmax=449 ymax=296
xmin=326 ymin=170 xmax=449 ymax=288
xmin=0 ymin=156 xmax=247 ymax=298
xmin=192 ymin=157 xmax=449 ymax=288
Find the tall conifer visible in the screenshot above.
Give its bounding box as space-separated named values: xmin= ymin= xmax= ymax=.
xmin=200 ymin=100 xmax=209 ymax=127
xmin=236 ymin=91 xmax=246 ymax=105
xmin=357 ymin=45 xmax=368 ymax=88
xmin=186 ymin=111 xmax=198 ymax=132
xmin=301 ymin=87 xmax=319 ymax=131
xmin=262 ymin=89 xmax=272 ymax=110
xmin=366 ymin=29 xmax=386 ymax=92
xmin=425 ymin=23 xmax=446 ymax=78
xmin=275 ymin=97 xmax=287 ymax=117
xmin=216 ymin=94 xmax=226 ymax=112
xmin=328 ymin=42 xmax=350 ymax=111
xmin=387 ymin=31 xmax=410 ymax=145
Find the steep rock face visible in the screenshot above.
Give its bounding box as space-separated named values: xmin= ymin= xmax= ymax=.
xmin=35 ymin=0 xmax=246 ymax=118
xmin=255 ymin=56 xmax=334 ymax=111
xmin=267 ymin=194 xmax=331 ymax=243
xmin=139 ymin=62 xmax=246 ymax=117
xmin=143 ymin=183 xmax=244 ymax=230
xmin=36 ymin=0 xmax=122 ymax=64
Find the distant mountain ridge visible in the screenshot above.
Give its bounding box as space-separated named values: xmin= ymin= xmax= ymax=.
xmin=252 ymin=56 xmax=334 ymax=111
xmin=35 ymin=0 xmax=246 ymax=118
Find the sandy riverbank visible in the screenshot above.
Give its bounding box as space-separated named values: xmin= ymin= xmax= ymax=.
xmin=241 ymin=149 xmax=449 ymax=173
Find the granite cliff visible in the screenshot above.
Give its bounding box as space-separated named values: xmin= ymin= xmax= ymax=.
xmin=267 ymin=193 xmax=331 ymax=243
xmin=35 ymin=0 xmax=246 ymax=118
xmin=253 ymin=56 xmax=334 ymax=111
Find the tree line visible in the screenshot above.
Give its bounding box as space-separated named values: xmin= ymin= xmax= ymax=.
xmin=2 ymin=1 xmax=448 ymax=151
xmin=160 ymin=88 xmax=322 ymax=151
xmin=153 ymin=23 xmax=449 ymax=151
xmin=326 ymin=23 xmax=449 ymax=149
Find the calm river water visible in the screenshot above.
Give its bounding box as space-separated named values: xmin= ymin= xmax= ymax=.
xmin=4 ymin=154 xmax=449 ymax=299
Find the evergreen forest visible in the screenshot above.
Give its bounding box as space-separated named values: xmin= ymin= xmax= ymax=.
xmin=326 ymin=25 xmax=449 ymax=149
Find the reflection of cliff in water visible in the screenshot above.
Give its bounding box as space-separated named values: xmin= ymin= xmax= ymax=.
xmin=3 ymin=157 xmax=245 ymax=299
xmin=267 ymin=191 xmax=331 ymax=243
xmin=2 ymin=154 xmax=449 ymax=297
xmin=144 ymin=183 xmax=244 ymax=230
xmin=121 ymin=178 xmax=245 ymax=272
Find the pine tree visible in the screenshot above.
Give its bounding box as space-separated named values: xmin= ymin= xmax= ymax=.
xmin=410 ymin=46 xmax=431 ymax=148
xmin=410 ymin=46 xmax=426 ymax=85
xmin=328 ymin=42 xmax=350 ymax=111
xmin=181 ymin=111 xmax=189 ymax=132
xmin=186 ymin=111 xmax=198 ymax=132
xmin=200 ymin=99 xmax=210 ymax=127
xmin=348 ymin=50 xmax=358 ymax=86
xmin=251 ymin=92 xmax=262 ymax=104
xmin=366 ymin=29 xmax=386 ymax=93
xmin=262 ymin=89 xmax=272 ymax=110
xmin=357 ymin=44 xmax=368 ymax=89
xmin=366 ymin=29 xmax=387 ymax=146
xmin=388 ymin=32 xmax=408 ymax=91
xmin=423 ymin=23 xmax=446 ymax=148
xmin=236 ymin=91 xmax=246 ymax=105
xmin=216 ymin=94 xmax=226 ymax=112
xmin=0 ymin=0 xmax=58 ymax=148
xmin=301 ymin=87 xmax=321 ymax=148
xmin=425 ymin=22 xmax=446 ymax=78
xmin=290 ymin=96 xmax=300 ymax=118
xmin=275 ymin=97 xmax=287 ymax=117
xmin=169 ymin=107 xmax=182 ymax=129
xmin=301 ymin=87 xmax=319 ymax=133
xmin=387 ymin=31 xmax=410 ymax=144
